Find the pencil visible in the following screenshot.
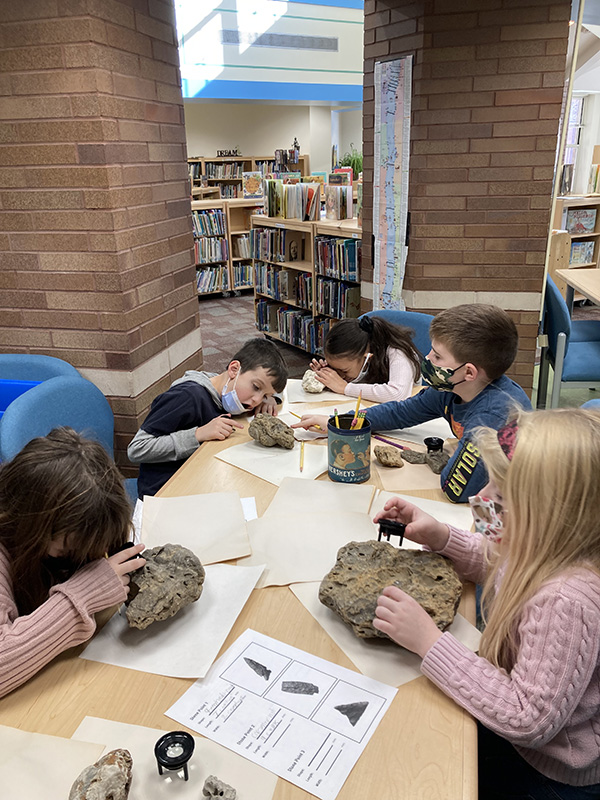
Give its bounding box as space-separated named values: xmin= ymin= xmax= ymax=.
xmin=289 ymin=410 xmax=322 ymax=431
xmin=355 ymin=411 xmax=366 ymax=429
xmin=334 ymin=408 xmax=340 ymax=428
xmin=300 ymin=440 xmax=305 ymax=472
xmin=351 ymin=393 xmax=362 ymax=428
xmin=372 ymin=434 xmax=408 ymax=450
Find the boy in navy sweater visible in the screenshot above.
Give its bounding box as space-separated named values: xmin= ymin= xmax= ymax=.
xmin=129 ymin=338 xmax=288 ymax=498
xmin=294 ymin=304 xmax=530 ymax=503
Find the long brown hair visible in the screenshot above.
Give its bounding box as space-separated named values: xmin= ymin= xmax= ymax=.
xmin=0 ymin=427 xmax=132 ymax=615
xmin=476 ymin=408 xmax=600 ymax=671
xmin=324 ymin=316 xmax=421 ymax=383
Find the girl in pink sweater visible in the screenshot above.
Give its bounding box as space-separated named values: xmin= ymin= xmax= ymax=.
xmin=0 ymin=427 xmax=146 ymax=699
xmin=309 ymin=315 xmax=421 ymax=402
xmin=374 ymin=408 xmax=600 ymax=799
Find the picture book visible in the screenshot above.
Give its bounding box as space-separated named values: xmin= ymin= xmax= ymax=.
xmin=587 ymin=164 xmax=600 ymax=195
xmin=566 ymin=208 xmax=597 ymax=234
xmin=328 ymin=172 xmax=351 ymax=186
xmin=570 ymin=240 xmax=595 ymax=265
xmin=285 ymin=231 xmax=304 ymax=262
xmin=325 ymin=185 xmax=353 ymax=221
xmin=334 ymin=167 xmax=354 ymax=185
xmin=242 ymin=172 xmax=264 ymax=199
xmin=305 ymin=173 xmax=325 ymax=197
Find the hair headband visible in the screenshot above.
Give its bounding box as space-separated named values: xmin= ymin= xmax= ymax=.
xmin=497 ymin=419 xmax=518 ymax=461
xmin=358 ymin=316 xmax=374 ymax=335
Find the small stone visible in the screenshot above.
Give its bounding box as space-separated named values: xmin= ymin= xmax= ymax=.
xmin=374 ymin=445 xmax=404 ymax=467
xmin=126 ymin=544 xmax=205 ymax=630
xmin=302 ymin=369 xmax=325 ymax=393
xmin=69 ymin=749 xmax=132 ymax=800
xmin=281 ymin=681 xmax=319 ymax=695
xmin=202 ymin=775 xmax=237 ymax=799
xmin=425 ymin=450 xmax=450 ymax=474
xmin=319 ymin=540 xmax=462 ymax=639
xmin=400 ymin=448 xmax=427 ymax=464
xmin=249 ymin=413 xmax=295 ymax=449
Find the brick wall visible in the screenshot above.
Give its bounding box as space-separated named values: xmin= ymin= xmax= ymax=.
xmin=0 ymin=0 xmax=200 ymax=472
xmin=362 ymin=0 xmax=570 ymax=393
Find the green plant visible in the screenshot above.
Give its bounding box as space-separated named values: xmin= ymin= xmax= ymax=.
xmin=339 ymin=143 xmax=363 ymax=180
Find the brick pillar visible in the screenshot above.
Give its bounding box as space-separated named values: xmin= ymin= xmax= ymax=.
xmin=363 ymin=0 xmax=570 ymax=394
xmin=0 ymin=0 xmax=200 ymax=473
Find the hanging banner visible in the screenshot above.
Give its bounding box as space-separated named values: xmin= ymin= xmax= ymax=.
xmin=372 ymin=56 xmax=412 ymax=309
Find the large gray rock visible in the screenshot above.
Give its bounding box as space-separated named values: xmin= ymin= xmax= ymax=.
xmin=249 ymin=413 xmax=295 ymax=449
xmin=126 ymin=544 xmax=205 ymax=630
xmin=319 ymin=540 xmax=462 ymax=639
xmin=69 ymin=749 xmax=132 ymax=800
xmin=301 ymin=369 xmax=325 ymax=393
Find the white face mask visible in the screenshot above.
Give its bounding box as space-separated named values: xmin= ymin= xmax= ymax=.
xmin=469 ymin=494 xmax=504 ymax=543
xmin=221 ymin=373 xmax=246 ymax=415
xmin=350 ymin=352 xmax=372 ymax=384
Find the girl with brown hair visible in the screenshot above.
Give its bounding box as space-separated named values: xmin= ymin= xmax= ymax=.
xmin=0 ymin=427 xmax=145 ymax=698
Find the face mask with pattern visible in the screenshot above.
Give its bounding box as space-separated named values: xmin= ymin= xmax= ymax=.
xmin=469 ymin=494 xmax=504 ymax=543
xmin=421 ymin=358 xmax=467 ymax=392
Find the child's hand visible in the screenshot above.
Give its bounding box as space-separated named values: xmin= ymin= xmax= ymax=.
xmin=107 ymin=543 xmax=146 ymax=593
xmin=195 ymin=415 xmax=244 ymax=442
xmin=255 ymin=397 xmax=278 ymax=416
xmin=374 ymin=585 xmax=442 ymax=657
xmin=310 ymin=358 xmax=328 ymax=372
xmin=314 ymin=367 xmax=348 ymax=394
xmin=373 ymin=496 xmax=449 ymax=551
xmin=291 ymin=414 xmax=328 ymax=432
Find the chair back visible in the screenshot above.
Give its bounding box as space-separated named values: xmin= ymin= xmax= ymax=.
xmin=0 ymin=375 xmax=115 ymax=462
xmin=544 ymin=276 xmax=571 ymax=363
xmin=362 ymin=309 xmax=434 ymax=358
xmin=0 ymin=354 xmax=80 ymax=381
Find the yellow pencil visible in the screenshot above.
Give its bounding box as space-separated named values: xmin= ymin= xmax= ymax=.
xmin=334 ymin=408 xmax=340 ymax=428
xmin=351 ymin=393 xmax=362 ymax=428
xmin=300 ymin=440 xmax=305 ymax=472
xmin=289 ymin=410 xmax=322 ymax=431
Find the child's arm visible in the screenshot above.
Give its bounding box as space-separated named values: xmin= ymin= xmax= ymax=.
xmin=365 ymin=386 xmax=445 ymax=427
xmin=344 ymin=349 xmax=416 ymax=403
xmin=0 ymin=549 xmax=137 ymax=699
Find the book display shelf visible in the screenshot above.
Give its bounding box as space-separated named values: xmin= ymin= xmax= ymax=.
xmin=552 ymin=196 xmax=600 ymax=302
xmin=251 ymin=216 xmax=362 ymax=355
xmin=192 ymin=199 xmax=263 ymax=296
xmin=188 ymin=155 xmax=311 ymax=199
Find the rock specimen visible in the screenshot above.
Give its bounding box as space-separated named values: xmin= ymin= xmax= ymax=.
xmin=335 ymin=701 xmax=368 ymax=727
xmin=400 ymin=448 xmax=427 ymax=465
xmin=374 ymin=445 xmax=404 ymax=468
xmin=244 ymin=657 xmax=271 ymax=680
xmin=425 ymin=450 xmax=450 ymax=474
xmin=249 ymin=413 xmax=295 ymax=449
xmin=282 ymin=681 xmax=319 ymax=695
xmin=302 ymin=369 xmax=325 ymax=393
xmin=202 ymin=776 xmax=237 ymax=799
xmin=126 ymin=544 xmax=205 ymax=630
xmin=319 ymin=541 xmax=462 ymax=639
xmin=69 ymin=749 xmax=132 ymax=800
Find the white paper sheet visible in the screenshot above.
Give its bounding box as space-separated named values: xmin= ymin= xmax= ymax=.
xmin=239 ymin=512 xmax=378 ymax=588
xmin=372 ymin=450 xmax=444 ymax=492
xmin=264 ymin=478 xmax=376 ymax=518
xmin=80 ymin=564 xmax=264 ymax=678
xmin=378 ymin=416 xmax=454 ymax=445
xmin=241 ymin=496 xmax=258 ymax=521
xmin=141 ymin=492 xmax=251 ymax=564
xmin=290 ymin=583 xmax=481 ymax=688
xmin=372 ymin=491 xmax=474 ymax=532
xmin=0 ymin=725 xmax=104 ymax=800
xmin=285 ymin=402 xmax=358 ymax=440
xmin=166 ymin=629 xmax=397 ymax=800
xmin=215 ymin=439 xmax=328 ymax=486
xmin=72 ymin=717 xmax=278 ymax=800
xmin=284 ymin=378 xmax=349 ymax=405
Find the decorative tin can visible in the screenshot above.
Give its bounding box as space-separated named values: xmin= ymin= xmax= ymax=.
xmin=327 ymin=413 xmax=371 ymax=484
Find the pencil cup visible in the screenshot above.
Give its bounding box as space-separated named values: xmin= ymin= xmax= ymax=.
xmin=327 ymin=413 xmax=371 ymax=484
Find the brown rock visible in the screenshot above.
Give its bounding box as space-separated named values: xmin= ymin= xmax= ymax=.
xmin=374 ymin=445 xmax=404 ymax=467
xmin=426 ymin=450 xmax=450 ymax=474
xmin=301 ymin=369 xmax=325 ymax=393
xmin=126 ymin=544 xmax=205 ymax=630
xmin=249 ymin=413 xmax=295 ymax=449
xmin=400 ymin=448 xmax=427 ymax=464
xmin=69 ymin=749 xmax=132 ymax=800
xmin=319 ymin=540 xmax=462 ymax=639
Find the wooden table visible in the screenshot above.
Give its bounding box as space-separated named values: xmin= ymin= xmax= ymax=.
xmin=556 ymin=268 xmax=600 ymax=314
xmin=0 ymin=415 xmax=477 ymax=799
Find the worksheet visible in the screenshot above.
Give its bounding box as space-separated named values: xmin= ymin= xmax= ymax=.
xmin=215 ymin=438 xmax=328 ymax=486
xmin=284 ymin=378 xmax=349 ymax=405
xmin=166 ymin=629 xmax=396 ymax=800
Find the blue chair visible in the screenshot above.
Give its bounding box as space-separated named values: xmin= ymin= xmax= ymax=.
xmin=540 ymin=277 xmax=600 ymax=408
xmin=0 ymin=353 xmax=81 ymax=381
xmin=0 ymin=375 xmax=137 ymax=505
xmin=581 ymin=399 xmax=600 ymax=411
xmin=362 ymin=309 xmax=434 ymax=358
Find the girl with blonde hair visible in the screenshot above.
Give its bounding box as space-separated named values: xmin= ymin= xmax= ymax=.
xmin=373 ymin=408 xmax=600 ymax=799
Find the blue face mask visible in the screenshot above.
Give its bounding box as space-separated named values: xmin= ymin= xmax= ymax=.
xmin=221 ymin=373 xmax=246 ymax=415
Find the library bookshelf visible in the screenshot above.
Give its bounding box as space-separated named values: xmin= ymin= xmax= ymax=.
xmin=552 ymin=196 xmax=600 ymax=301
xmin=188 ymin=155 xmax=311 ymax=199
xmin=192 ymin=199 xmax=263 ymax=297
xmin=251 ymin=216 xmax=362 ymax=355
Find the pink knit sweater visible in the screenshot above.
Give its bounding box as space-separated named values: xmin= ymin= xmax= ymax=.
xmin=0 ymin=546 xmax=127 ymax=699
xmin=344 ymin=347 xmax=417 ymax=403
xmin=422 ymin=527 xmax=600 ymax=786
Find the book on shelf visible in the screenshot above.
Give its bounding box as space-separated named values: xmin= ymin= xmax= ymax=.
xmin=233 ymin=262 xmax=252 ymax=288
xmin=242 ymin=172 xmax=264 ymax=199
xmin=255 ymin=298 xmax=280 ymax=332
xmin=357 ymin=181 xmax=363 ymax=226
xmin=251 ymin=226 xmax=288 ymax=262
xmin=565 ymin=208 xmax=597 ymax=234
xmin=324 ymin=185 xmax=353 ymax=220
xmin=570 ymin=240 xmax=595 ymax=265
xmin=233 ymin=234 xmax=251 ymax=259
xmin=205 ymin=161 xmax=243 ymax=179
xmin=587 ymin=164 xmax=600 ymax=195
xmin=192 ymin=208 xmax=226 ymax=236
xmin=316 ymin=278 xmax=361 ymax=319
xmin=306 ymin=173 xmax=325 ymax=197
xmin=328 ymin=172 xmax=351 ymax=186
xmin=314 ymin=236 xmax=361 ymax=281
xmin=197 ymin=266 xmax=229 ymax=293
xmin=285 ymin=231 xmax=304 ymax=262
xmin=264 ymin=172 xmax=301 ymax=184
xmin=194 ymin=237 xmax=228 ymax=264
xmin=264 ymin=181 xmax=320 ymax=220
xmin=334 ymin=167 xmax=353 ymax=185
